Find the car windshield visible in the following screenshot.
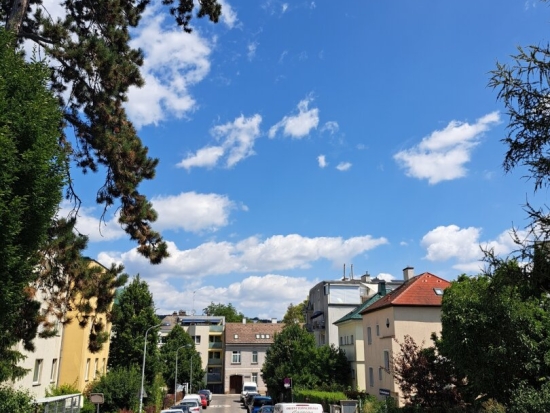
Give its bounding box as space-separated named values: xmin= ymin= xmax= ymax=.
xmin=254 ymin=398 xmax=273 ymax=406
xmin=180 ymin=401 xmax=198 ymax=407
xmin=244 ymin=386 xmax=256 ymax=391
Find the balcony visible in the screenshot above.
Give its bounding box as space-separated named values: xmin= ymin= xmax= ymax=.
xmin=208 ymin=358 xmax=223 ymax=366
xmin=209 ymin=326 xmax=223 ymax=333
xmin=209 ymin=342 xmax=223 ymax=349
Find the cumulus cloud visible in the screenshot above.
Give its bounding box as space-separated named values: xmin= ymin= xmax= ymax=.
xmin=336 ymin=162 xmax=352 ymax=171
xmin=125 ymin=3 xmax=212 ymax=127
xmin=57 ymin=202 xmax=125 ymax=242
xmin=178 ymin=114 xmax=262 ymax=169
xmin=318 ymin=155 xmax=328 ymax=168
xmin=144 ymin=273 xmax=314 ymax=319
xmin=394 ymin=112 xmax=500 ymax=184
xmin=268 ymin=97 xmax=319 ymax=139
xmin=420 ymin=224 xmax=521 ymax=273
xmin=151 ymin=192 xmax=240 ymax=233
xmin=248 ymin=42 xmax=258 ymax=60
xmin=98 ymin=233 xmax=389 ymax=279
xmin=376 ymin=273 xmax=395 ymax=282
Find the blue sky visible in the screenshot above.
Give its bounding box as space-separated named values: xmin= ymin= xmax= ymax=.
xmin=48 ymin=0 xmax=550 ymax=319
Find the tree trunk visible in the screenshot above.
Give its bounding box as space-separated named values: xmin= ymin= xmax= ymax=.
xmin=6 ymin=0 xmax=29 ymax=34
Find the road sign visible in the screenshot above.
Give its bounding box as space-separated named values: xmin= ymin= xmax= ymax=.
xmin=283 ymin=377 xmax=292 ymax=389
xmin=90 ymin=393 xmax=104 ymax=404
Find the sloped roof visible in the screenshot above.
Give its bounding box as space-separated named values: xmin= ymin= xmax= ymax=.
xmin=360 ymin=272 xmax=450 ymax=315
xmin=225 ymin=322 xmax=284 ymax=345
xmin=334 ymin=293 xmax=384 ymax=325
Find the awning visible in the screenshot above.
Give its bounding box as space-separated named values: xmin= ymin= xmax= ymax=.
xmin=310 ymin=311 xmax=324 ymax=319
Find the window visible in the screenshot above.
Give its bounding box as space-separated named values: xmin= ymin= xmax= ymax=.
xmin=192 ymin=335 xmax=201 ymax=344
xmin=209 ymin=335 xmax=222 ymax=343
xmin=94 ymin=358 xmax=98 ymax=379
xmin=266 ymin=334 xmax=270 ymax=338
xmin=367 ymin=327 xmax=372 ymax=345
xmin=232 ymin=351 xmax=241 ymax=363
xmin=252 ymin=372 xmax=258 ymax=383
xmin=351 ymin=335 xmax=354 ymax=344
xmin=209 ymin=351 xmax=221 ymax=359
xmin=102 ymin=358 xmax=106 ymax=374
xmin=434 ymin=288 xmax=444 ymax=296
xmin=252 ymin=351 xmax=258 ymax=363
xmin=351 ymin=369 xmax=355 ymax=379
xmin=234 ymin=334 xmax=239 ymax=339
xmin=50 ymin=359 xmax=58 ymax=382
xmin=33 ymin=359 xmax=43 ymax=384
xmin=376 ymin=324 xmax=380 ymax=336
xmin=340 ymin=336 xmax=343 ymax=346
xmin=324 ymin=285 xmax=329 ymax=295
xmin=256 ymin=334 xmax=260 ymax=339
xmin=384 ymin=351 xmax=390 ymax=371
xmin=368 ymin=367 xmax=374 ymax=387
xmin=379 ymin=367 xmax=383 ymax=381
xmin=85 ymin=358 xmax=91 ymax=381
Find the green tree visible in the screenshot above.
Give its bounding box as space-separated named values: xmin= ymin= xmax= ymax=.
xmin=262 ymin=324 xmax=351 ymax=399
xmin=0 ymin=385 xmax=34 ymax=413
xmin=438 ymin=269 xmax=550 ymax=408
xmin=282 ymin=299 xmax=307 ymax=324
xmin=203 ymin=302 xmax=246 ymax=322
xmin=85 ymin=366 xmax=142 ymax=413
xmin=0 ymin=27 xmax=66 ymax=382
xmin=109 ymin=276 xmax=161 ymax=388
xmin=1 ymin=0 xmax=221 ymax=264
xmin=159 ymin=325 xmax=204 ymax=393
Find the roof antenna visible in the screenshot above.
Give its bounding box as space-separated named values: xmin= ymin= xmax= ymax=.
xmin=343 ymin=263 xmax=346 ymax=280
xmin=350 ymin=264 xmax=354 ymax=280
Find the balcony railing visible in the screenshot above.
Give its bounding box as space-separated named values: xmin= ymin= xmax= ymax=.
xmin=209 ymin=342 xmax=222 ymax=349
xmin=209 ymin=326 xmax=223 ymax=333
xmin=208 ymin=358 xmax=222 ymax=366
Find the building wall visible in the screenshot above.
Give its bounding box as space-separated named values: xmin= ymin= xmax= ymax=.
xmin=362 ymin=306 xmax=443 ymax=405
xmin=224 ymin=344 xmax=270 ymax=394
xmin=336 ymin=320 xmax=365 ymax=390
xmin=12 ymin=301 xmax=63 ymax=398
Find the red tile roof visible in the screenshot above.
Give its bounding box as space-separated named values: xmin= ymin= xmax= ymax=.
xmin=225 ymin=322 xmax=285 ymax=344
xmin=360 ymin=272 xmax=450 ymax=314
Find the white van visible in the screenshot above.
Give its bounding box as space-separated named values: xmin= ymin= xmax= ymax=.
xmin=274 ymin=403 xmax=324 ymax=413
xmin=240 ymin=381 xmax=258 ymax=401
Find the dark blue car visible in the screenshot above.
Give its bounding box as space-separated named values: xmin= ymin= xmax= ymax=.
xmin=249 ymin=396 xmax=274 ymax=413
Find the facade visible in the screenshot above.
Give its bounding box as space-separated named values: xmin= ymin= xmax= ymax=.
xmin=333 ymin=289 xmax=385 ymax=391
xmin=224 ymin=321 xmax=284 ymax=394
xmin=12 ymin=293 xmax=64 ymax=398
xmin=160 ymin=313 xmax=226 ymax=393
xmin=305 ymin=272 xmax=403 ymax=347
xmin=360 ymin=267 xmax=450 ymax=405
xmin=57 ymin=260 xmax=112 ymax=392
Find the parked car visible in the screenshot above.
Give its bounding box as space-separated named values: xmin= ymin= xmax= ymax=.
xmin=198 ymin=389 xmax=212 ymax=405
xmin=240 ymin=382 xmax=258 ymax=402
xmin=175 ymin=399 xmax=201 ymax=413
xmin=199 ymin=393 xmax=208 ymax=409
xmin=183 ymin=394 xmax=203 ymax=407
xmin=244 ymin=392 xmax=259 ymax=410
xmin=274 ymin=404 xmax=324 ymax=413
xmin=249 ymin=396 xmax=274 ymax=413
xmin=162 ymin=409 xmax=185 ymax=413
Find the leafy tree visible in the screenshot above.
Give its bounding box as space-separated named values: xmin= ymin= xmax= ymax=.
xmin=0 ymin=385 xmax=34 ymax=413
xmin=84 ymin=366 xmax=142 ymax=413
xmin=159 ymin=325 xmax=204 ymax=393
xmin=203 ymin=302 xmax=246 ymax=322
xmin=109 ymin=276 xmax=161 ymax=387
xmin=438 ymin=268 xmax=550 ymax=407
xmin=1 ymin=0 xmax=221 ymax=264
xmin=262 ymin=324 xmax=351 ymax=399
xmin=0 ymin=27 xmax=66 ymax=382
xmin=282 ymin=299 xmax=307 ymax=324
xmin=392 ymin=335 xmax=464 ymax=411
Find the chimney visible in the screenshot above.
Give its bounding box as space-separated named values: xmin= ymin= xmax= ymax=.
xmin=378 ymin=280 xmax=387 ymax=296
xmin=403 ymin=266 xmax=414 ymax=281
xmin=242 ymin=318 xmax=246 ymax=324
xmin=178 ymin=310 xmax=186 ymax=316
xmin=271 ymin=318 xmax=277 ymax=323
xmin=361 ymin=271 xmax=371 ymax=283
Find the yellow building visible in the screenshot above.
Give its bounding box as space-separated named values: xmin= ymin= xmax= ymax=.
xmin=57 ymin=259 xmax=112 ymax=391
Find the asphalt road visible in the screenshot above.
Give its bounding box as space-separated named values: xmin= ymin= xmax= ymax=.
xmin=207 ymin=394 xmax=246 ymax=413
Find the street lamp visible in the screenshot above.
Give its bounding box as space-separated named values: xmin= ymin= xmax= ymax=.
xmin=175 ymin=344 xmax=192 ymax=403
xmin=139 ymin=322 xmax=169 ymax=413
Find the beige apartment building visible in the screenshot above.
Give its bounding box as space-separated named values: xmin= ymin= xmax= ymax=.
xmin=224 ymin=321 xmax=284 ymax=394
xmin=360 ymin=268 xmax=450 ymax=405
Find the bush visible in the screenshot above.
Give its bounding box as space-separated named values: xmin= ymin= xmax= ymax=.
xmin=86 ymin=366 xmax=141 ymax=412
xmin=0 ymin=385 xmax=35 ymax=413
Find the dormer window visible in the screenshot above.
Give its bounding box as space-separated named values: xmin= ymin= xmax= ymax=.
xmin=434 ymin=288 xmax=444 ymax=296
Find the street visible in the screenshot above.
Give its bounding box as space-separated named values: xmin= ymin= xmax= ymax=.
xmin=207 ymin=394 xmax=245 ymax=413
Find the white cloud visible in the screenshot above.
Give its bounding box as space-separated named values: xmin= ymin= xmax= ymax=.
xmin=146 ymin=273 xmax=314 ymax=319
xmin=321 ymin=121 xmax=339 ymax=135
xmin=394 ymin=112 xmax=500 ymax=184
xmin=282 ymin=3 xmax=288 ymax=13
xmin=420 ymin=224 xmax=520 ymax=273
xmin=318 ymin=155 xmax=328 ymax=168
xmin=178 ymin=114 xmax=262 ymax=169
xmin=98 ymin=233 xmax=389 ymax=278
xmin=126 ymin=3 xmax=213 ymax=127
xmin=248 ymin=42 xmax=258 ymax=60
xmin=217 ymin=0 xmax=239 ymax=28
xmin=268 ymin=97 xmax=319 ymax=139
xmin=57 ymin=202 xmax=125 ymax=242
xmin=336 ymin=162 xmax=352 ymax=171
xmin=376 ymin=273 xmax=395 ymax=282
xmin=152 ymin=192 xmax=240 ymax=233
